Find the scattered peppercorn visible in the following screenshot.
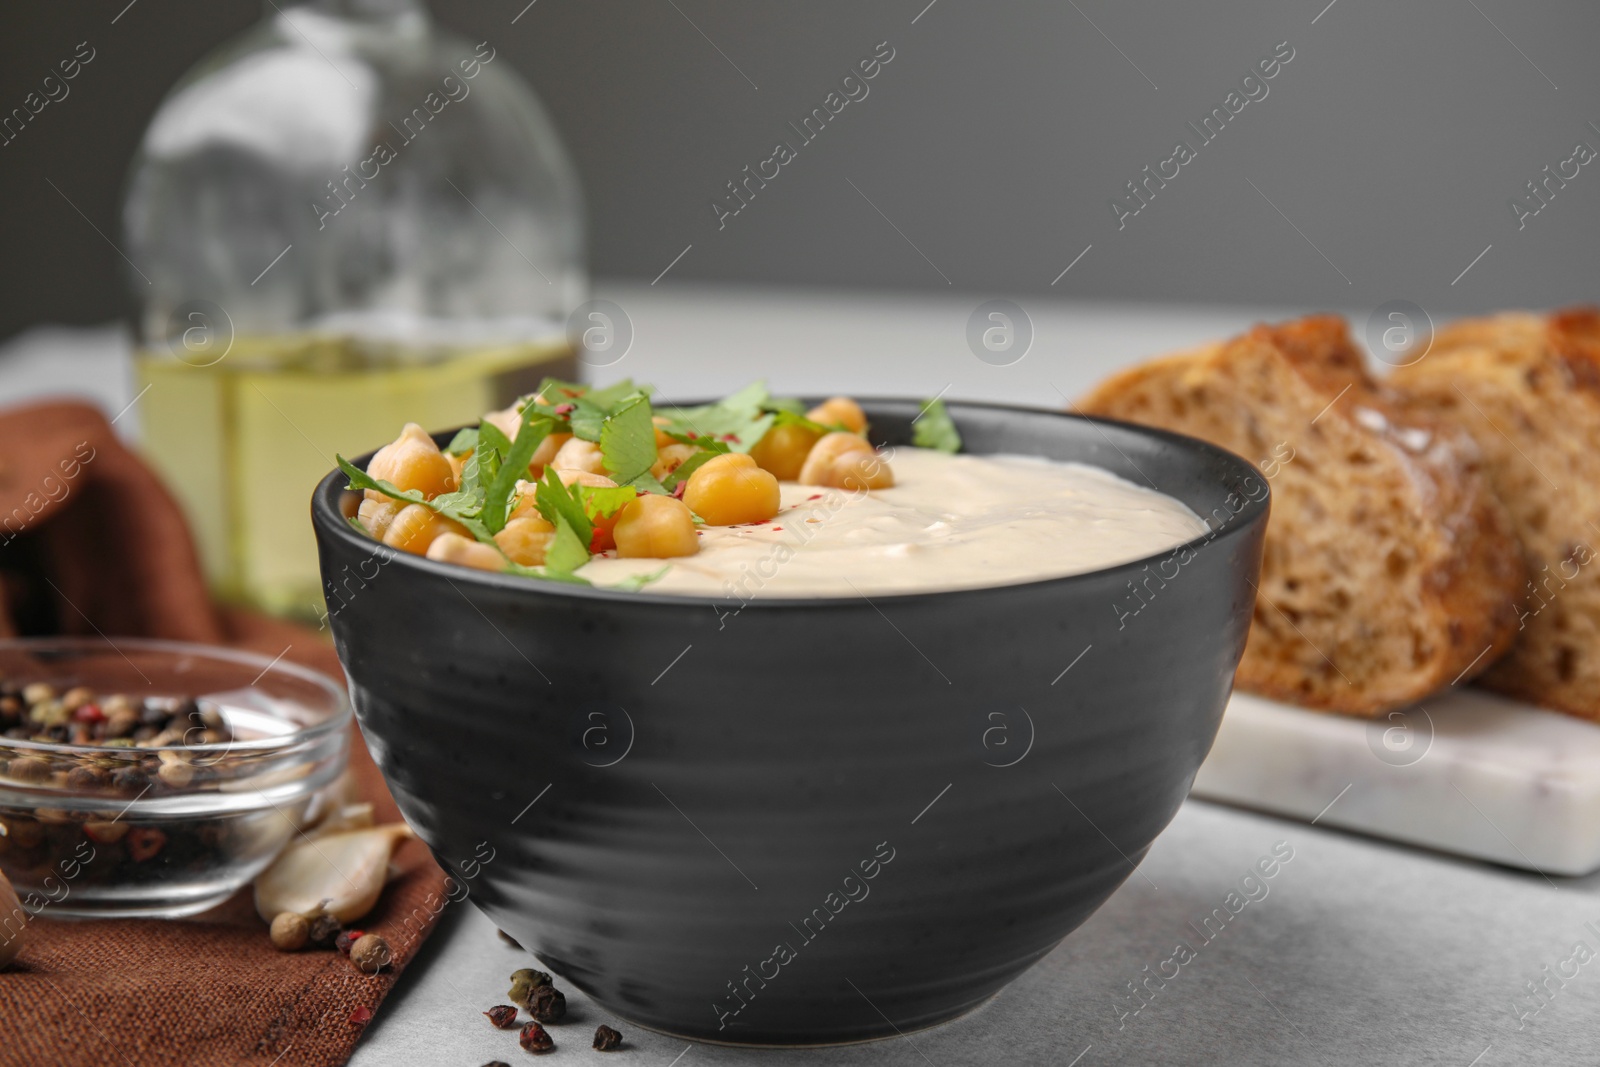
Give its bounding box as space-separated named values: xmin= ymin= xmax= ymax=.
xmin=592 ymin=1024 xmax=623 ymax=1051
xmin=508 ymin=967 xmax=552 ymax=1008
xmin=270 ymin=911 xmax=311 ymax=951
xmin=518 ymin=1022 xmax=555 ymax=1054
xmin=348 ymin=1006 xmax=373 ymax=1026
xmin=335 ymin=928 xmax=366 ymax=955
xmin=126 ymin=826 xmax=167 ymax=862
xmin=483 ymin=1005 xmax=518 ymax=1029
xmin=349 ymin=933 xmax=391 ymax=974
xmin=528 ymin=985 xmax=566 ymax=1024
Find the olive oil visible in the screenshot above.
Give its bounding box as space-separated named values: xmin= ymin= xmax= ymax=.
xmin=136 ymin=335 xmax=575 ymax=620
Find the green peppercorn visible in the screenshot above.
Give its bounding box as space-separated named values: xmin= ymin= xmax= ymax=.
xmin=508 ymin=968 xmax=552 ymax=1008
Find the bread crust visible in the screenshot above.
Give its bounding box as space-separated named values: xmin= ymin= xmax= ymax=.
xmin=1391 ymin=308 xmax=1600 ymax=719
xmin=1080 ymin=315 xmax=1524 ymax=716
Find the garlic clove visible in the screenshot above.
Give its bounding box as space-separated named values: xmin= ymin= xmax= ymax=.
xmin=0 ymin=869 xmax=23 ymax=969
xmin=253 ymin=823 xmax=415 ymax=924
xmin=307 ymin=802 xmax=376 ymax=840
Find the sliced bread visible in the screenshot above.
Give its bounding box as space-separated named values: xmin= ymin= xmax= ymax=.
xmin=1079 ymin=314 xmax=1524 ymax=716
xmin=1390 ymin=308 xmax=1600 ymax=719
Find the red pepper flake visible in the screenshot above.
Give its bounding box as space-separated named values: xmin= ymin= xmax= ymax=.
xmin=671 ymin=483 xmax=687 ymax=499
xmin=722 ymin=433 xmax=740 ymax=443
xmin=554 ymin=402 xmax=576 ymax=415
xmin=589 ymin=528 xmax=608 ymax=553
xmin=127 ymin=827 xmax=167 ymax=862
xmin=807 ymin=494 xmax=822 ymax=501
xmin=771 ymin=527 xmax=783 ymax=531
xmin=560 ymin=387 xmax=581 ymax=398
xmin=72 ymin=703 xmax=104 ymax=724
xmin=685 ymin=431 xmax=698 ymax=439
xmin=348 ymin=1006 xmax=373 ymax=1026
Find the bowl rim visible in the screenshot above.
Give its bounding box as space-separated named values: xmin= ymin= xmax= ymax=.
xmin=311 ymin=397 xmax=1271 ymax=610
xmin=0 ymin=636 xmax=351 ymax=759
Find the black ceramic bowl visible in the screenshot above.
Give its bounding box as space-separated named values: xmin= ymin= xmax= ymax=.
xmin=311 ymin=400 xmax=1268 ymax=1046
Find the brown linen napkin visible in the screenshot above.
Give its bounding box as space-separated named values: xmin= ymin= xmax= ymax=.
xmin=0 ymin=400 xmax=448 ymax=1067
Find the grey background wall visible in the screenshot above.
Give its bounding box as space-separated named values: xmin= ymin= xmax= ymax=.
xmin=3 ymin=0 xmax=1598 ymax=343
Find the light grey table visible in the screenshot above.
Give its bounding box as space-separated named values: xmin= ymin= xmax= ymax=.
xmin=5 ymin=286 xmax=1585 ymax=1066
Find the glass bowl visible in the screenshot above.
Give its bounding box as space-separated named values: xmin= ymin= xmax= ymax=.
xmin=0 ymin=638 xmax=349 ymax=919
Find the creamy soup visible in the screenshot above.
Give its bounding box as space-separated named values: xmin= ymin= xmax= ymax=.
xmin=576 ymin=448 xmax=1208 ymax=598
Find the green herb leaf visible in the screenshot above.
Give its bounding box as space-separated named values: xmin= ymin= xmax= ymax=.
xmin=600 ymin=394 xmax=660 ymax=486
xmin=761 ymin=396 xmax=807 ymax=416
xmin=543 ymin=512 xmax=592 ymax=578
xmin=580 ymin=484 xmax=638 ymax=518
xmin=770 ymin=408 xmax=832 ymax=435
xmin=566 ymin=396 xmax=610 ymax=442
xmin=912 ymin=398 xmax=962 ymax=453
xmin=659 ymin=383 xmax=774 ymax=454
xmin=483 ymin=408 xmax=555 ymax=534
xmin=337 ymin=456 xmax=494 ymax=542
xmin=533 ymin=467 xmax=595 ymax=547
xmin=444 ymin=427 xmax=479 ymax=455
xmin=584 ymin=378 xmax=652 ymax=410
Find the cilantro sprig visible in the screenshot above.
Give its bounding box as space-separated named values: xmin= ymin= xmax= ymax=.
xmin=912 ymin=397 xmax=962 ymax=453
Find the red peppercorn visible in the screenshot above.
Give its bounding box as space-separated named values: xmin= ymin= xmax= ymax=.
xmin=519 ymin=1022 xmax=555 ymax=1054
xmin=348 ymin=1006 xmax=373 ymax=1026
xmin=554 ymin=402 xmax=576 ymax=415
xmin=73 ymin=703 xmax=104 ymax=724
xmin=483 ymin=1005 xmax=518 ymax=1029
xmin=127 ymin=827 xmax=167 ymax=862
xmin=335 ymin=929 xmax=366 ymax=955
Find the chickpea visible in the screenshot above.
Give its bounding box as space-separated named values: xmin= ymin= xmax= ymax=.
xmin=653 ymin=415 xmax=676 ymax=448
xmin=550 ymin=437 xmax=607 ymax=476
xmin=445 ymin=450 xmax=470 ymax=484
xmin=798 ymin=432 xmax=894 ymax=490
xmin=806 ymin=397 xmax=867 ymax=435
xmin=555 ymin=469 xmax=618 ymax=490
xmin=482 ymin=405 xmax=521 ymax=441
xmin=366 ymin=423 xmax=456 ymax=501
xmin=683 ymin=453 xmax=780 ymax=526
xmin=495 ymin=516 xmax=556 ymax=566
xmin=425 ymin=533 xmax=507 ymax=572
xmin=749 ymin=423 xmax=822 ymax=481
xmin=835 ymin=450 xmax=895 ymax=491
xmin=382 ymin=504 xmax=468 ymax=556
xmin=529 ymin=432 xmax=571 ymax=475
xmin=651 ymin=443 xmax=697 ymax=481
xmin=613 ymin=495 xmax=699 ymax=558
xmin=357 ymin=497 xmax=403 ymax=540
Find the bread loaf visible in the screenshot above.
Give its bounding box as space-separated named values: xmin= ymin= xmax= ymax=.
xmin=1079 ymin=315 xmax=1524 ymax=716
xmin=1390 ymin=309 xmax=1600 ymax=719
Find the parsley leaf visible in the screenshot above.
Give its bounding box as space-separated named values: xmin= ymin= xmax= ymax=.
xmin=580 ymin=484 xmax=638 ymax=518
xmin=600 ymin=393 xmax=660 ymax=486
xmin=533 ymin=467 xmax=594 ymax=547
xmin=912 ymin=398 xmax=962 ymax=453
xmin=660 ymin=382 xmax=774 ymax=454
xmin=483 ymin=407 xmax=555 ymax=533
xmin=543 ymin=512 xmax=592 ymax=578
xmin=444 ymin=427 xmax=479 ymax=455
